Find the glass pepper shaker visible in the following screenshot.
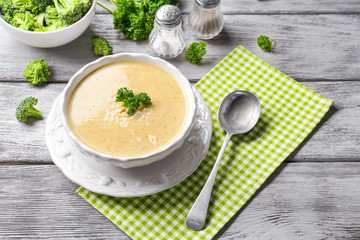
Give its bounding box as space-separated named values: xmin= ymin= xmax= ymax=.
xmin=188 ymin=0 xmax=224 ymax=39
xmin=149 ymin=5 xmax=186 ymax=59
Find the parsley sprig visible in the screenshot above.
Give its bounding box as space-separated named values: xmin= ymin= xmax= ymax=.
xmin=116 ymin=87 xmax=152 ymax=116
xmin=257 ymin=35 xmax=275 ymax=52
xmin=97 ymin=0 xmax=179 ymax=41
xmin=185 ymin=41 xmax=208 ymax=64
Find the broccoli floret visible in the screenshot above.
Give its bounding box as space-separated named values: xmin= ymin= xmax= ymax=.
xmin=79 ymin=0 xmax=92 ymax=14
xmin=40 ymin=5 xmax=68 ymax=31
xmin=0 ymin=0 xmax=53 ymax=31
xmin=12 ymin=0 xmax=38 ymax=14
xmin=11 ymin=11 xmax=38 ymax=31
xmin=0 ymin=0 xmax=15 ymax=16
xmin=90 ymin=36 xmax=113 ymax=56
xmin=15 ymin=97 xmax=43 ymax=123
xmin=33 ymin=0 xmax=54 ymax=13
xmin=23 ymin=58 xmax=51 ymax=86
xmin=53 ymin=0 xmax=91 ymax=25
xmin=44 ymin=5 xmax=60 ymax=25
xmin=38 ymin=19 xmax=67 ymax=31
xmin=35 ymin=6 xmax=68 ymax=31
xmin=11 ymin=0 xmax=53 ymax=14
xmin=185 ymin=41 xmax=207 ymax=64
xmin=2 ymin=13 xmax=12 ymax=22
xmin=0 ymin=0 xmax=86 ymax=32
xmin=97 ymin=0 xmax=179 ymax=41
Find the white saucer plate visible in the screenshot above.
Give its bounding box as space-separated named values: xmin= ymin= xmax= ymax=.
xmin=46 ymin=88 xmax=212 ymax=197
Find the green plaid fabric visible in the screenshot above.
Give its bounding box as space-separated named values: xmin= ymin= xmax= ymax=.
xmin=77 ymin=46 xmax=333 ymax=239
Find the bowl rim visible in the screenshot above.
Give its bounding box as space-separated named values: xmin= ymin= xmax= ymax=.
xmin=0 ymin=0 xmax=96 ymax=34
xmin=60 ymin=53 xmax=197 ymax=164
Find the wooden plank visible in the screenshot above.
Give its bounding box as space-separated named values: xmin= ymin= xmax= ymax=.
xmin=0 ymin=163 xmax=359 ymax=239
xmin=214 ymin=0 xmax=360 ymax=14
xmin=1 ymin=14 xmax=360 ymax=82
xmin=95 ymin=0 xmax=360 ymax=14
xmin=216 ymin=162 xmax=360 ymax=240
xmin=0 ymin=83 xmax=64 ymax=163
xmin=291 ymin=81 xmax=360 ymax=162
xmin=0 ymin=81 xmax=359 ymax=163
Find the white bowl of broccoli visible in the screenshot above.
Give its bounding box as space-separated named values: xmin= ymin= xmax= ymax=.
xmin=0 ymin=0 xmax=96 ymax=48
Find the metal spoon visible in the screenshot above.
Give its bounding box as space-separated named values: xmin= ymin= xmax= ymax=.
xmin=186 ymin=90 xmax=261 ymax=231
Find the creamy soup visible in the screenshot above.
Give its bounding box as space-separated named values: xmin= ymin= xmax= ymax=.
xmin=68 ymin=61 xmax=187 ymax=157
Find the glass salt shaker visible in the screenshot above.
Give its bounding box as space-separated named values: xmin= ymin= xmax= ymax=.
xmin=149 ymin=5 xmax=186 ymax=59
xmin=188 ymin=0 xmax=224 ymax=39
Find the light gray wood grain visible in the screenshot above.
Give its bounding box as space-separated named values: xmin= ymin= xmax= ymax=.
xmin=0 ymin=83 xmax=64 ymax=163
xmin=1 ymin=0 xmax=360 ymax=239
xmin=215 ymin=162 xmax=360 ymax=240
xmin=0 ymin=163 xmax=359 ymax=239
xmin=1 ymin=14 xmax=360 ymax=82
xmin=0 ymin=81 xmax=359 ymax=163
xmin=95 ymin=0 xmax=360 ymax=14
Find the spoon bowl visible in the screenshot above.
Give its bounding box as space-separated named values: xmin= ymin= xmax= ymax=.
xmin=218 ymin=90 xmax=261 ymax=135
xmin=186 ymin=90 xmax=261 ymax=231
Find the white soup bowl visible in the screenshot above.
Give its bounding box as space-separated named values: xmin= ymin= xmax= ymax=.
xmin=60 ymin=53 xmax=197 ymax=168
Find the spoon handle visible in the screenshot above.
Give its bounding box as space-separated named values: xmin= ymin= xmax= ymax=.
xmin=186 ymin=133 xmax=232 ymax=231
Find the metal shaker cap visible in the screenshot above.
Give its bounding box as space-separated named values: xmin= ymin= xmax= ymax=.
xmin=196 ymin=0 xmax=220 ymax=9
xmin=155 ymin=5 xmax=182 ymax=28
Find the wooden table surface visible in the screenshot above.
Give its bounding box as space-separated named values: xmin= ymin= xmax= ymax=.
xmin=1 ymin=0 xmax=360 ymax=239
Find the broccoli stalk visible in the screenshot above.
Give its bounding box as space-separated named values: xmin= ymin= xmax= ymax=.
xmin=90 ymin=35 xmax=113 ymax=56
xmin=96 ymin=1 xmax=114 ymax=13
xmin=35 ymin=12 xmax=46 ymax=26
xmin=23 ymin=58 xmax=51 ymax=86
xmin=97 ymin=0 xmax=179 ymax=41
xmin=15 ymin=97 xmax=43 ymax=123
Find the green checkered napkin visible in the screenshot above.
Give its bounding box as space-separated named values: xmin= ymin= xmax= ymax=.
xmin=77 ymin=46 xmax=333 ymax=239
